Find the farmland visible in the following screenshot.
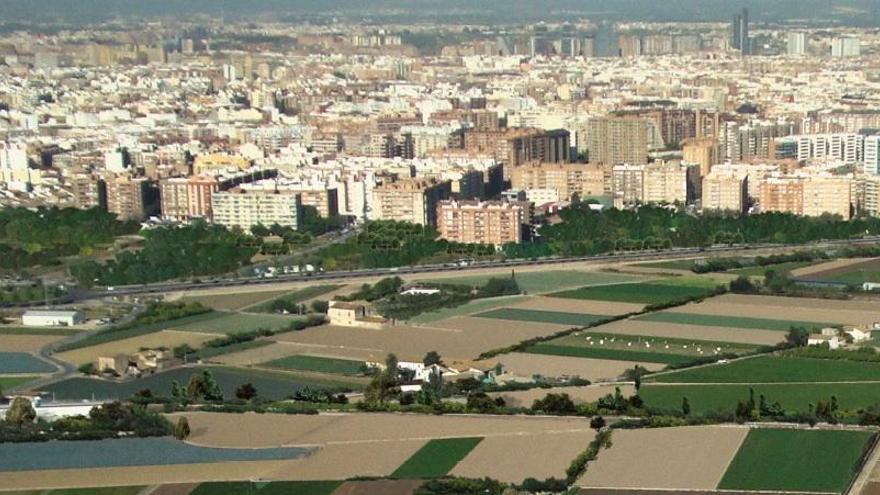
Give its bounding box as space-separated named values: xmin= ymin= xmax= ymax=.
xmin=190 ymin=481 xmax=343 ymax=495
xmin=409 ymin=295 xmax=528 ymax=324
xmin=636 ymin=311 xmax=835 ymax=332
xmin=476 ymin=352 xmax=664 ymax=381
xmin=0 ymin=334 xmax=66 ymax=353
xmin=649 ymin=355 xmax=880 ymax=383
xmin=391 ymin=437 xmax=483 ymax=478
xmin=796 ymin=258 xmax=880 ymax=284
xmin=180 ymin=289 xmax=291 ymax=311
xmin=0 ymin=352 xmax=55 ymax=374
xmin=40 ymin=366 xmax=358 ymax=401
xmin=56 ymin=330 xmax=215 ymax=366
xmin=422 ymin=270 xmax=643 ymax=294
xmin=170 ymin=312 xmax=302 ymax=334
xmin=0 ymin=376 xmax=39 ymax=391
xmin=259 ymin=355 xmax=366 ymax=375
xmin=474 ymin=308 xmax=610 ymax=326
xmin=718 ymin=429 xmax=874 ymax=493
xmin=247 ymin=285 xmax=341 ymax=313
xmin=551 ymin=280 xmax=718 ymax=305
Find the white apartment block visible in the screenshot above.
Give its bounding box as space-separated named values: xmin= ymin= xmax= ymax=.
xmin=865 ymin=136 xmax=880 ymax=176
xmin=212 ymin=189 xmax=301 ymax=231
xmin=795 ymin=133 xmax=863 ymax=163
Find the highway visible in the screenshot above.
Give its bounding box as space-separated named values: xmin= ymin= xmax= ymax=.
xmin=68 ymin=235 xmax=880 ymax=301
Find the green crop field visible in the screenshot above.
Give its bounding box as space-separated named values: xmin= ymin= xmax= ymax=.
xmin=409 ymin=295 xmax=529 ymax=324
xmin=636 ymin=312 xmax=835 ymax=332
xmin=0 ymin=376 xmax=39 ymax=391
xmin=649 ymin=356 xmax=880 ymax=383
xmin=475 ymin=308 xmax=609 ymax=326
xmin=729 ymin=261 xmax=818 ymax=277
xmin=0 ymin=352 xmax=55 ymax=374
xmin=718 ymin=429 xmax=874 ymax=493
xmin=249 ymin=285 xmax=341 ymax=313
xmin=421 ymin=271 xmax=642 ymax=294
xmin=814 ymin=268 xmax=880 ymax=284
xmin=260 ymin=355 xmax=365 ymax=375
xmin=60 ymin=311 xmax=226 ymax=351
xmin=171 ymin=312 xmax=301 ymax=334
xmin=640 ymin=382 xmax=880 ymax=414
xmin=392 ymin=437 xmax=482 ymax=479
xmin=551 ymin=282 xmax=716 ymax=305
xmin=40 ymin=366 xmax=361 ymax=401
xmin=190 ymin=481 xmax=343 ymax=495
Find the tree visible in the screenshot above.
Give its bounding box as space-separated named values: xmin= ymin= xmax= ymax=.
xmin=170 ymin=380 xmax=183 ymax=400
xmin=532 ymin=393 xmax=577 ymax=415
xmin=467 ymin=392 xmax=503 ymax=413
xmin=423 ymin=351 xmax=443 ymax=367
xmin=785 ymin=327 xmax=810 ymax=348
xmin=186 ymin=373 xmax=207 ymax=400
xmin=590 ymin=415 xmax=606 ymax=430
xmin=681 ymin=397 xmax=691 ymax=416
xmin=310 ymin=300 xmax=329 ymax=313
xmin=235 ymin=382 xmax=257 ymax=401
xmin=202 ymin=370 xmax=223 ymax=401
xmin=729 ymin=276 xmax=757 ymax=294
xmin=174 ymin=417 xmax=191 ymax=440
xmin=365 ymin=353 xmax=401 ymax=404
xmin=5 ymin=397 xmax=36 ymax=426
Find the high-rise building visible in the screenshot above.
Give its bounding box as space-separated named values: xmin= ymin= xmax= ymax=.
xmin=105 ymin=175 xmax=159 ymax=221
xmin=509 ymin=163 xmax=606 ymax=201
xmin=586 ymin=117 xmax=648 ymax=165
xmin=787 ymin=31 xmax=807 ymax=56
xmin=831 ymin=36 xmax=860 ymax=57
xmin=731 ymin=8 xmax=749 ymax=54
xmin=794 ymin=133 xmax=863 ymax=163
xmin=864 ymin=136 xmax=880 ymax=176
xmin=683 ymin=138 xmax=718 ymax=177
xmin=211 ymin=189 xmax=301 ymax=231
xmin=372 ymin=178 xmax=452 ymax=226
xmin=159 ymin=176 xmax=220 ymax=221
xmin=463 ymin=128 xmax=569 ymax=178
xmin=436 ymin=200 xmax=525 ymax=246
xmin=702 ymin=170 xmax=749 ymax=213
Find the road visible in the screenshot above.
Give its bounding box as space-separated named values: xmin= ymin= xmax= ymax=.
xmin=66 ymin=235 xmax=880 ymax=302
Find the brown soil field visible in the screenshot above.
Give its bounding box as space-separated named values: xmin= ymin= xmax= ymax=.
xmin=212 ymin=342 xmax=301 ymax=366
xmin=180 ymin=290 xmax=291 ymax=311
xmin=509 ymin=297 xmax=644 ymax=315
xmin=489 ymin=384 xmax=635 ymax=408
xmin=476 ymin=352 xmax=664 ymax=381
xmin=0 ymin=334 xmax=64 ymax=353
xmin=594 ymin=320 xmax=784 ymax=346
xmin=450 ymin=429 xmax=596 ymax=483
xmin=56 ymin=331 xmax=214 ymax=366
xmin=149 ymin=484 xmax=199 ymax=495
xmin=271 ymin=319 xmax=565 ymax=365
xmin=180 ymin=412 xmax=596 ymax=448
xmin=791 ymin=257 xmax=879 ymax=278
xmin=578 ymin=426 xmax=748 ymax=490
xmin=670 ymin=293 xmax=880 ymax=326
xmin=333 ymin=480 xmax=423 ymax=495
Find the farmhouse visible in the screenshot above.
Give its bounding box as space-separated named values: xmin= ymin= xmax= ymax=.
xmin=96 ymin=349 xmax=174 ymax=376
xmin=807 ymin=334 xmax=840 ymax=350
xmin=327 ymin=300 xmax=386 ymax=329
xmin=21 ymin=310 xmax=84 ymax=327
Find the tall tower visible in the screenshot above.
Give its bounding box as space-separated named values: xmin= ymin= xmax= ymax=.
xmin=740 ymin=8 xmax=749 ymax=54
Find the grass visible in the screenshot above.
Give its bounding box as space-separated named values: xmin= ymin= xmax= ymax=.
xmin=550 ymin=281 xmax=716 ymax=305
xmin=422 ymin=271 xmax=642 ymax=294
xmin=40 ymin=366 xmax=360 ymax=401
xmin=474 ymin=308 xmax=609 ymax=326
xmin=391 ymin=437 xmax=483 ymax=479
xmin=640 ymin=382 xmax=880 ymax=414
xmin=181 ymin=289 xmax=291 ymax=311
xmin=260 ymin=355 xmax=365 ymax=375
xmin=526 ymin=343 xmax=698 ymax=365
xmin=409 ymin=295 xmax=528 ymax=324
xmin=190 ymin=481 xmax=343 ymax=495
xmin=729 ymin=260 xmax=818 ymax=277
xmin=636 ymin=312 xmax=836 ymax=332
xmin=60 ymin=311 xmax=225 ymax=351
xmin=171 ymin=312 xmax=301 ymax=335
xmin=249 ymin=285 xmax=341 ymax=313
xmin=0 ymin=352 xmax=55 ymax=374
xmin=814 ymin=268 xmax=880 ymax=284
xmin=0 ymin=376 xmax=40 ymax=391
xmin=718 ymin=429 xmax=874 ymax=493
xmin=649 ymin=355 xmax=880 ymax=383
xmin=0 ymin=437 xmax=310 ymax=472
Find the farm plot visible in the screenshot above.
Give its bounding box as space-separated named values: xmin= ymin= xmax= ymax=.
xmin=639 ymin=382 xmax=880 ymax=414
xmin=527 ymin=332 xmax=760 ymax=365
xmin=180 ymin=289 xmax=291 ymax=311
xmin=450 ymin=430 xmax=595 ymax=483
xmin=247 ymin=285 xmax=342 ymax=313
xmin=170 ymin=312 xmax=301 ymax=335
xmin=509 ymin=296 xmax=644 ymax=316
xmin=259 ymin=355 xmax=365 ymax=375
xmin=0 ymin=376 xmax=40 ymax=391
xmin=408 ymin=295 xmax=528 ymax=324
xmin=210 ymin=342 xmax=302 ymax=366
xmin=636 ymin=311 xmax=836 ymax=332
xmin=474 ymin=308 xmax=610 ymax=327
xmin=578 ymin=426 xmax=748 ymax=490
xmin=421 ymin=270 xmax=643 ymax=294
xmin=0 ymin=334 xmax=66 ymax=353
xmin=718 ymin=428 xmax=874 ymax=493
xmin=670 ymin=293 xmax=880 ymax=327
xmin=391 ymin=438 xmax=483 ymax=479
xmin=0 ymin=352 xmax=55 ymax=374
xmin=551 ymin=280 xmax=718 ymax=305
xmin=791 ymin=257 xmax=878 ymax=279
xmin=649 ymin=355 xmax=880 ymax=383
xmin=189 ymin=481 xmax=343 ymax=495
xmin=586 ymin=319 xmax=784 ymax=346
xmin=55 ymin=330 xmax=215 ymax=366
xmin=476 ymin=352 xmax=664 ymax=381
xmin=2 ymin=487 xmax=145 ymax=495
xmin=40 ymin=366 xmax=357 ymax=401
xmin=0 ymin=437 xmax=310 ymax=472
xmin=489 ymin=384 xmax=635 ymax=408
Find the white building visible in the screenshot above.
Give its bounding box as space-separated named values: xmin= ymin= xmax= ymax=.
xmin=865 ymin=136 xmax=880 ymax=176
xmin=787 ymin=31 xmax=807 ymax=56
xmin=831 ymin=36 xmax=860 ymax=57
xmin=22 ymin=310 xmax=85 ymax=327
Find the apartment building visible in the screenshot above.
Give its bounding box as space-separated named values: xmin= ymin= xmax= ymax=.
xmin=105 ymin=175 xmax=158 ymax=221
xmin=586 ymin=117 xmax=648 ymax=165
xmin=160 ymin=176 xmax=219 ymax=221
xmin=802 ymin=175 xmax=853 ymax=219
xmin=463 ymin=128 xmax=569 ymax=176
xmin=683 ymin=138 xmax=717 ymax=177
xmin=372 ymin=178 xmax=452 ymax=226
xmin=611 ymin=162 xmax=699 ymax=208
xmin=436 ymin=199 xmax=525 ymax=246
xmin=864 ymin=136 xmax=880 ymax=176
xmin=69 ymin=173 xmax=107 ymax=210
xmin=509 ymin=162 xmax=605 ymax=201
xmin=212 ymin=189 xmax=301 ymax=231
xmin=702 ymin=170 xmax=749 ymax=213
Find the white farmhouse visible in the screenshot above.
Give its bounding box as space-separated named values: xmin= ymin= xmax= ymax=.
xmin=21 ymin=310 xmax=85 ymax=327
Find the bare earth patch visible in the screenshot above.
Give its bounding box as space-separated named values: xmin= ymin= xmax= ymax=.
xmin=180 ymin=290 xmax=291 ymax=311
xmin=56 ymin=331 xmax=215 ymax=366
xmin=593 ymin=320 xmax=784 ymax=346
xmin=578 ymin=426 xmax=748 ymax=490
xmin=211 ymin=342 xmax=302 ymax=366
xmin=489 ymin=384 xmax=635 ymax=408
xmin=475 ymin=352 xmax=663 ymax=381
xmin=0 ymin=334 xmax=64 ymax=353
xmin=333 ymin=479 xmax=424 ymax=495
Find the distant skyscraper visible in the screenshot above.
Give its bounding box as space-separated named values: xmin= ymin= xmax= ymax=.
xmin=831 ymin=36 xmax=860 ymax=57
xmin=731 ymin=8 xmax=749 ymax=54
xmin=787 ymin=31 xmax=807 ymax=56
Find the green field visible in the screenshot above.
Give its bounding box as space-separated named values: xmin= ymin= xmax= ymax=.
xmin=260 ymin=355 xmax=365 ymax=375
xmin=194 ymin=340 xmax=272 ymax=361
xmin=171 ymin=312 xmax=301 ymax=334
xmin=637 ymin=260 xmax=699 ymax=271
xmin=391 ymin=437 xmax=482 ymax=478
xmin=551 ymin=282 xmax=716 ymax=305
xmin=636 ymin=312 xmax=835 ymax=332
xmin=475 ymin=308 xmax=609 ymax=326
xmin=190 ymin=481 xmax=343 ymax=495
xmin=40 ymin=366 xmax=361 ymax=401
xmin=729 ymin=260 xmax=818 ymax=277
xmin=718 ymin=429 xmax=873 ymax=493
xmin=0 ymin=352 xmax=56 ymax=374
xmin=422 ymin=271 xmax=642 ymax=294
xmin=813 ymin=268 xmax=880 ymax=285
xmin=409 ymin=295 xmax=529 ymax=324
xmin=649 ymin=356 xmax=880 ymax=383
xmin=249 ymin=285 xmax=341 ymax=313
xmin=640 ymin=382 xmax=880 ymax=414
xmin=0 ymin=376 xmax=40 ymax=391
xmin=60 ymin=311 xmax=225 ymax=351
